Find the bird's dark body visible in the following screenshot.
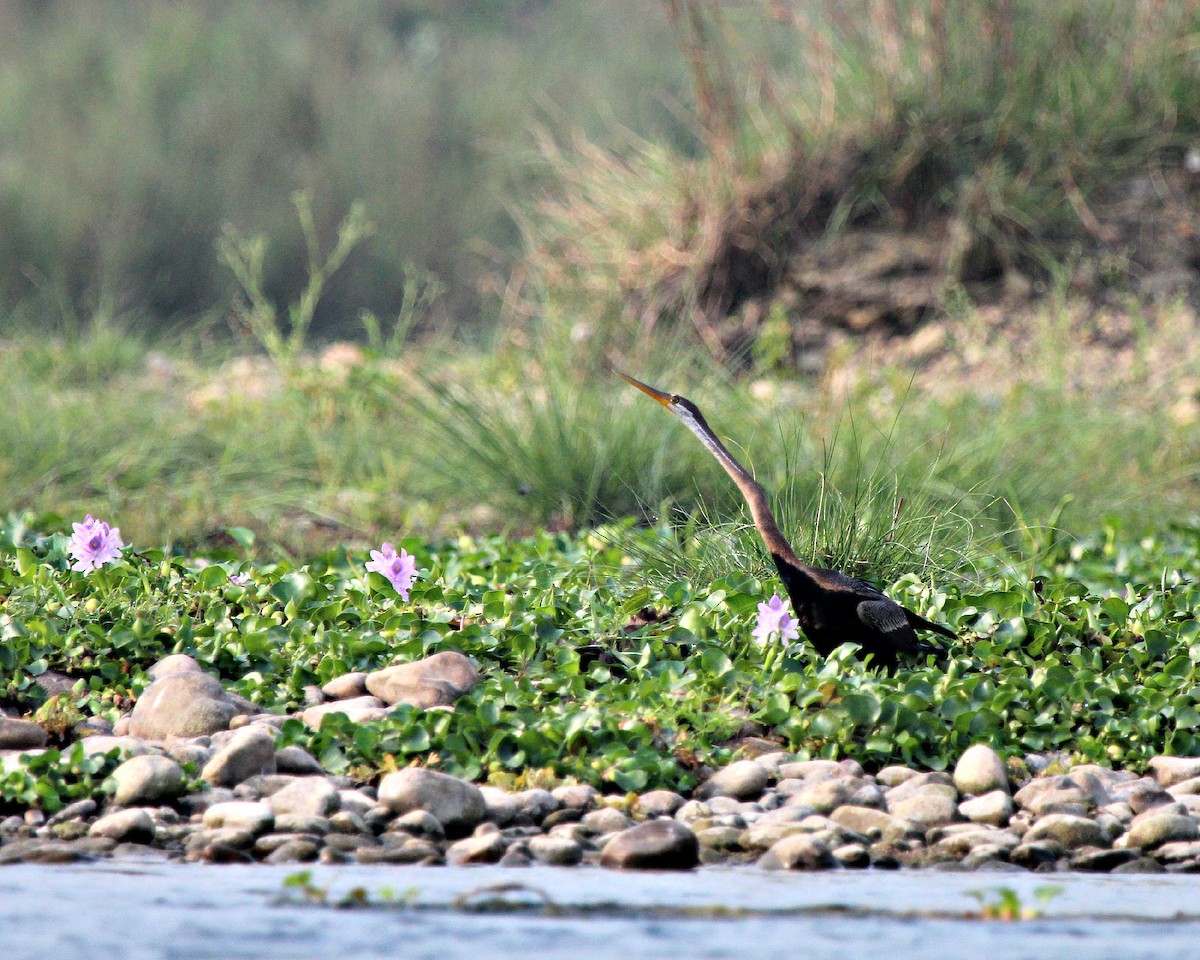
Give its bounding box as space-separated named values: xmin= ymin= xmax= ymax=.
xmin=618 ymin=370 xmax=955 ymax=669
xmin=770 ymin=553 xmax=953 ymax=671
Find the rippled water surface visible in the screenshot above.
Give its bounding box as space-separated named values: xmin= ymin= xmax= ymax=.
xmin=4 ymin=862 xmax=1200 ymax=960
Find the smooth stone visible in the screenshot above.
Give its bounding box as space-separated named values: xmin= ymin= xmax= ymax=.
xmin=300 ymin=697 xmax=390 ymax=728
xmin=478 ymin=787 xmax=519 ymax=828
xmin=1167 ymin=777 xmax=1200 ymax=797
xmin=696 ymin=826 xmax=746 ymax=851
xmin=876 ymin=766 xmax=920 ymax=788
xmin=264 ymin=839 xmax=321 ymax=863
xmin=829 ymin=805 xmax=921 ymax=843
xmin=0 ymin=718 xmax=49 ymax=750
xmin=833 ymin=843 xmax=871 ymax=868
xmin=1149 ymin=756 xmax=1200 ymax=788
xmin=89 ymin=808 xmax=156 ymax=844
xmin=582 ymin=807 xmax=632 ymax=834
xmin=111 ymin=755 xmax=185 ymax=806
xmin=1023 ymin=814 xmax=1107 ymax=849
xmin=777 ymin=760 xmax=840 ymax=781
xmin=1154 ymin=839 xmax=1200 ymax=862
xmin=377 ymin=768 xmax=486 ymax=837
xmin=1112 ymin=856 xmax=1166 ymax=874
xmin=528 ymin=834 xmax=585 ymax=865
xmin=511 ymin=789 xmax=560 ymax=824
xmin=201 ymin=801 xmax=275 ymax=835
xmin=365 ymin=652 xmax=479 ymax=708
xmin=0 ymin=840 xmax=85 ymax=864
xmin=885 ymin=772 xmax=955 ymax=804
xmin=273 ymin=814 xmax=330 ymax=835
xmin=166 ymin=742 xmax=213 ymax=768
xmin=201 ymin=725 xmax=277 ymax=787
xmin=635 ymin=790 xmax=686 ymax=818
xmin=954 ymin=744 xmax=1009 ymax=796
xmin=446 ymin=832 xmax=508 ymax=865
xmin=600 ymin=820 xmax=699 ymax=871
xmin=266 ymin=777 xmax=340 ymax=817
xmin=1122 ymin=813 xmax=1199 ymax=850
xmin=933 ymin=828 xmax=1020 ymax=857
xmin=1071 ymin=848 xmax=1139 ymax=872
xmin=552 ymin=784 xmax=598 ymax=810
xmin=1009 ymin=840 xmax=1064 ymax=869
xmin=758 ymin=834 xmax=836 ymax=871
xmin=321 ymin=672 xmax=369 ymax=700
xmin=959 ymin=790 xmax=1015 ymax=826
xmin=788 ymin=777 xmax=865 ymax=814
xmin=329 ymin=811 xmax=368 ymax=834
xmin=274 ymin=745 xmax=326 ymax=776
xmin=888 ymin=789 xmax=961 ymax=828
xmin=1013 ymin=777 xmax=1091 ymax=815
xmin=47 ymin=799 xmax=98 ymax=826
xmin=79 ymin=736 xmax=154 ymax=759
xmin=147 ymin=654 xmax=204 ymax=680
xmin=129 ymin=672 xmax=239 ymax=739
xmin=695 ymin=760 xmax=769 ymax=802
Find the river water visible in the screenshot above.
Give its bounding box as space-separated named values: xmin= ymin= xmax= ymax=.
xmin=3 ymin=861 xmax=1199 ymax=960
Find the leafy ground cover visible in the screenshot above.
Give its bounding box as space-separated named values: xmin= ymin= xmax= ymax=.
xmin=5 ymin=513 xmax=1200 ymax=811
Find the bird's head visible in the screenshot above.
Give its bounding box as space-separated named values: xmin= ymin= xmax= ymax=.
xmin=616 ymin=371 xmax=703 ymax=421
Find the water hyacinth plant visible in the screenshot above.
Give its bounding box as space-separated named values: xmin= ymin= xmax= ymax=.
xmin=67 ymin=515 xmax=124 ymax=572
xmin=365 ymin=543 xmax=417 ymax=600
xmin=752 ymin=594 xmax=800 ymax=646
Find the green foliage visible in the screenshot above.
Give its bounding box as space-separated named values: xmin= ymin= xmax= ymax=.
xmin=218 ymin=192 xmax=375 ymax=366
xmin=6 ymin=515 xmax=1200 ymax=807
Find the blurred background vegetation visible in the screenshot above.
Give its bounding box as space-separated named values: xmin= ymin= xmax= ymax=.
xmin=3 ymin=0 xmax=1200 ymax=572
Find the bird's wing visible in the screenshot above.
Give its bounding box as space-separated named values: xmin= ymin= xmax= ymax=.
xmin=856 ymin=599 xmax=912 ymax=637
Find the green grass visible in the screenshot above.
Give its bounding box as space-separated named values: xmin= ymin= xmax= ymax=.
xmin=6 ymin=514 xmax=1200 ymax=810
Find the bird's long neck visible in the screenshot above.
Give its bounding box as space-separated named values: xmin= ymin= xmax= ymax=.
xmin=675 ymin=405 xmax=816 ymax=584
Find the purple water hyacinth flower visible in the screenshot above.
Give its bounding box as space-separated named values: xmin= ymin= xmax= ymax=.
xmin=365 ymin=542 xmax=417 ymax=600
xmin=68 ymin=514 xmax=124 ymax=573
xmin=752 ymin=593 xmax=800 ymax=646
xmin=229 ymin=573 xmax=251 ymax=586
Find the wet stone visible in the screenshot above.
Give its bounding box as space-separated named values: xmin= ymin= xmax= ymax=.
xmin=1009 ymin=840 xmax=1065 ymax=869
xmin=695 ymin=760 xmax=770 ymax=802
xmin=833 ymin=843 xmax=871 ymax=868
xmin=446 ymin=832 xmax=508 ymax=865
xmin=635 ymin=790 xmax=686 ymax=818
xmin=1122 ymin=813 xmax=1199 ymax=850
xmin=1070 ymin=847 xmax=1139 ymax=872
xmin=511 ymin=789 xmax=559 ymax=825
xmin=528 ymin=834 xmax=585 ymax=866
xmin=89 ymin=809 xmax=156 ymax=844
xmin=758 ymin=834 xmax=836 ymax=871
xmin=582 ymin=807 xmax=632 ymax=835
xmin=600 ymin=820 xmax=699 ymax=871
xmin=265 ymin=839 xmax=321 ymax=864
xmin=47 ymin=799 xmax=98 ymax=826
xmin=1024 ymin=814 xmax=1107 ymax=849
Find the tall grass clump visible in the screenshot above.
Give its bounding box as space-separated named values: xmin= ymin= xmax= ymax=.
xmin=514 ymin=0 xmax=1200 ymax=356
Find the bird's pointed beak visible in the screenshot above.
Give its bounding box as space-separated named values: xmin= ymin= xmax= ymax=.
xmin=616 ymin=370 xmax=673 ymax=408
